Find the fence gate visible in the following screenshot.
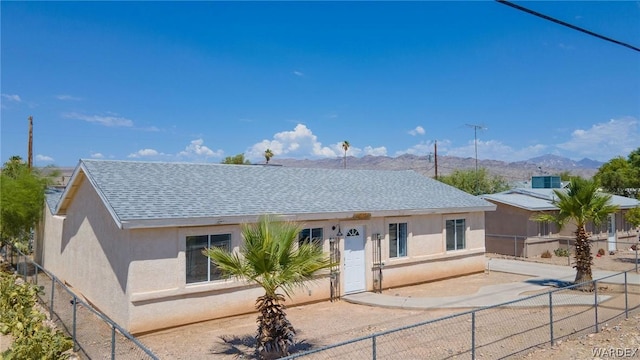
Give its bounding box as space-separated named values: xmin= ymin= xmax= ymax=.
xmin=372 ymin=233 xmax=383 ymax=293
xmin=329 ymin=237 xmax=340 ymax=301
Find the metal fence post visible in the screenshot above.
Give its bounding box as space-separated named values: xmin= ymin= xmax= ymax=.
xmin=50 ymin=277 xmax=55 ymax=319
xmin=635 ymin=246 xmax=638 ymax=273
xmin=73 ymin=295 xmax=78 ymax=352
xmin=372 ymin=335 xmax=377 ymax=360
xmin=624 ymin=272 xmax=628 ymax=319
xmin=549 ymin=292 xmax=554 ymax=346
xmin=594 ymin=280 xmax=599 ymax=333
xmin=111 ymin=325 xmax=116 ymax=360
xmin=22 ymin=253 xmax=27 ymax=282
xmin=471 ymin=311 xmax=476 ymax=360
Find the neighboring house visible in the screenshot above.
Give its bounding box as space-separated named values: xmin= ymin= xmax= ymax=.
xmin=481 ymin=188 xmax=640 ymax=258
xmin=35 ymin=159 xmax=495 ymax=334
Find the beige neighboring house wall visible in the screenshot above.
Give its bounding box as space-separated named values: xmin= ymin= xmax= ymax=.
xmin=36 ymin=159 xmax=496 ymax=334
xmin=483 ymin=189 xmax=640 ymax=258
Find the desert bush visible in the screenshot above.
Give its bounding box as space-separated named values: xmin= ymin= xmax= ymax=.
xmin=541 ymin=250 xmax=552 ymax=258
xmin=554 ymin=248 xmax=570 ymax=257
xmin=0 ymin=271 xmax=72 ymax=359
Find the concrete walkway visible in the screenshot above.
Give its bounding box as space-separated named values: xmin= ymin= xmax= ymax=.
xmin=343 ymin=259 xmax=640 ymax=310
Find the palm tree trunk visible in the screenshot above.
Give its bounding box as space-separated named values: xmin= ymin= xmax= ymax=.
xmin=574 ymin=225 xmax=594 ymax=290
xmin=255 ymin=293 xmax=296 ymax=359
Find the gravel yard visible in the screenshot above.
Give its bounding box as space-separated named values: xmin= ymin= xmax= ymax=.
xmin=139 ymin=250 xmax=640 ymax=359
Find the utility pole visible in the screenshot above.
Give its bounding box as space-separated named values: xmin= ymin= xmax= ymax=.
xmin=28 ymin=116 xmax=33 ymax=170
xmin=466 ymin=124 xmax=486 ymax=194
xmin=434 ymin=140 xmax=438 ymax=180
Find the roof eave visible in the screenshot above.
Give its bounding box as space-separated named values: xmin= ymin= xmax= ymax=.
xmin=120 ymin=206 xmax=497 ymax=229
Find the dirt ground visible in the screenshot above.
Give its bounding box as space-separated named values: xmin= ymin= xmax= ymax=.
xmin=139 ymin=249 xmax=640 ymax=359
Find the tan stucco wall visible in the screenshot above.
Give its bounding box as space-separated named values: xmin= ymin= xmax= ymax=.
xmin=42 ymin=176 xmax=131 ymax=328
xmin=378 ymin=212 xmax=486 ymax=288
xmin=485 ymin=203 xmax=536 ymax=238
xmin=37 ymin=205 xmax=64 ymax=267
xmin=125 ymin=213 xmax=487 ymax=333
xmin=126 ymin=221 xmax=337 ymax=333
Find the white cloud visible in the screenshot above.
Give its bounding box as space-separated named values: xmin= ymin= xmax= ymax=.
xmin=293 ymin=70 xmax=304 ymax=77
xmin=128 ymin=149 xmax=161 ymax=158
xmin=1 ymin=94 xmax=22 ymax=102
xmin=444 ymin=139 xmax=548 ymax=162
xmin=395 ymin=138 xmax=549 ymax=162
xmin=408 ymin=126 xmax=425 ymax=136
xmin=64 ymin=112 xmax=134 ymax=127
xmin=35 ymin=154 xmax=54 ymax=162
xmin=362 ymin=146 xmax=387 ymax=156
xmin=178 ymin=139 xmax=224 ymax=159
xmin=396 ymin=140 xmax=440 ymax=156
xmin=90 ymin=152 xmax=105 ymax=159
xmin=55 ymin=94 xmax=82 ymax=101
xmin=556 ymin=117 xmax=638 ymax=161
xmin=247 ymin=124 xmax=340 ymax=160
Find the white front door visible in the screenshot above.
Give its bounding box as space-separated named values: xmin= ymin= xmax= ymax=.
xmin=343 ymin=226 xmax=366 ymax=294
xmin=607 ymin=214 xmax=616 ymax=252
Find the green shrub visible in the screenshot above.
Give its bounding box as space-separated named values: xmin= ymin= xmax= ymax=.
xmin=553 ymin=248 xmax=569 ymax=257
xmin=0 ymin=272 xmax=73 ymax=359
xmin=4 ymin=325 xmax=73 ymax=360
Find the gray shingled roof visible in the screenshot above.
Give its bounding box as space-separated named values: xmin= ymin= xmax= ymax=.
xmin=482 ymin=188 xmax=640 ymax=211
xmin=56 ymin=159 xmax=495 ymax=227
xmin=45 ymin=188 xmax=64 ymax=211
xmin=481 ymin=192 xmax=557 ymax=211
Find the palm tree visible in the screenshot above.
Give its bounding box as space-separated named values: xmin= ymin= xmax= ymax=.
xmin=264 ymin=148 xmax=274 ymax=164
xmin=341 ymin=140 xmax=350 ymax=169
xmin=534 ymin=178 xmax=618 ymax=289
xmin=204 ymin=215 xmax=333 ymax=358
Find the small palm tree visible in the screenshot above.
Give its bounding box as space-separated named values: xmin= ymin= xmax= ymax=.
xmin=205 ymin=215 xmax=333 ymax=358
xmin=341 ymin=140 xmax=350 ymax=169
xmin=534 ymin=178 xmax=618 ymax=289
xmin=264 ymin=148 xmax=274 ymax=164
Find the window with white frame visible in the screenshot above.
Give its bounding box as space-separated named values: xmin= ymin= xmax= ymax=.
xmin=298 ymin=227 xmax=323 ymax=247
xmin=389 ymin=223 xmax=407 ymax=258
xmin=538 ymin=221 xmax=550 ymax=237
xmin=186 ymin=234 xmax=231 ymax=284
xmin=446 ymin=219 xmax=466 ymax=251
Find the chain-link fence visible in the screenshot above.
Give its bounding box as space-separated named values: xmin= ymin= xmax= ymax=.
xmin=2 ymin=245 xmax=158 ymax=360
xmin=486 ymin=235 xmax=639 ymax=271
xmin=282 ymin=270 xmax=640 ymax=359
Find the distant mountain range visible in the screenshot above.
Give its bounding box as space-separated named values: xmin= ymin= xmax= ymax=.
xmin=48 ymin=154 xmax=603 ymax=187
xmin=271 ymin=154 xmax=603 ymax=182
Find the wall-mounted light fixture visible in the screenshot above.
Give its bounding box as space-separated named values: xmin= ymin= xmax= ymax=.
xmin=332 ymin=224 xmax=343 ymax=237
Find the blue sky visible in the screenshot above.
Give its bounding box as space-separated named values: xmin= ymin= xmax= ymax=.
xmin=2 ymin=1 xmax=639 ymax=167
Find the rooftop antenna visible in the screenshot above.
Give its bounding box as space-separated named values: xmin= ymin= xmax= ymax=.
xmin=465 ymin=124 xmax=487 ymax=194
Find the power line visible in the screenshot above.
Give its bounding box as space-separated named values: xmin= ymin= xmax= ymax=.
xmin=496 ymin=0 xmax=640 ymax=53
